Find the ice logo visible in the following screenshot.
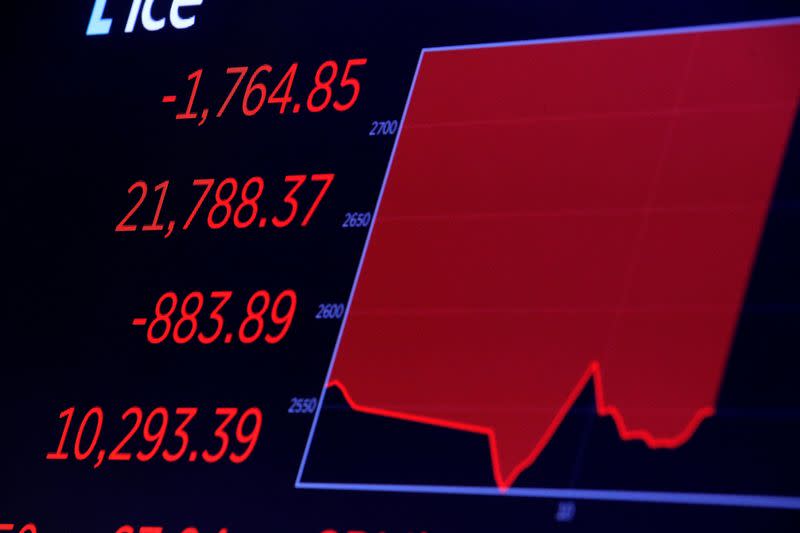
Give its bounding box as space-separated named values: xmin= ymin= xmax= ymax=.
xmin=86 ymin=0 xmax=204 ymax=36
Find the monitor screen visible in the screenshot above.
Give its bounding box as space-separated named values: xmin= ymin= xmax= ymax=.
xmin=5 ymin=2 xmax=800 ymax=532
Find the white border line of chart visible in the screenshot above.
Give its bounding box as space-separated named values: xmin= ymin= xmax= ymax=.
xmin=295 ymin=17 xmax=800 ymax=510
xmin=295 ymin=482 xmax=800 ymax=510
xmin=293 ymin=50 xmax=427 ymax=487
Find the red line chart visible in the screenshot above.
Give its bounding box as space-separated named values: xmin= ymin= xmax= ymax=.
xmin=299 ymin=19 xmax=800 ymax=496
xmin=329 ymin=361 xmax=715 ymax=491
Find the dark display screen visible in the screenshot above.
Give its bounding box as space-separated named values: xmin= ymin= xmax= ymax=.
xmin=5 ymin=2 xmax=800 ymax=532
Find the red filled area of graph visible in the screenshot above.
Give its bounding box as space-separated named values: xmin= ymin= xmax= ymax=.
xmin=328 ymin=24 xmax=800 ymax=490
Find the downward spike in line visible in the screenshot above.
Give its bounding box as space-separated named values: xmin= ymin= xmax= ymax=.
xmin=327 ymin=363 xmax=715 ymax=491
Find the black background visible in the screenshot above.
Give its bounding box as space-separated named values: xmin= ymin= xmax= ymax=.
xmin=4 ymin=1 xmax=800 ymax=531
